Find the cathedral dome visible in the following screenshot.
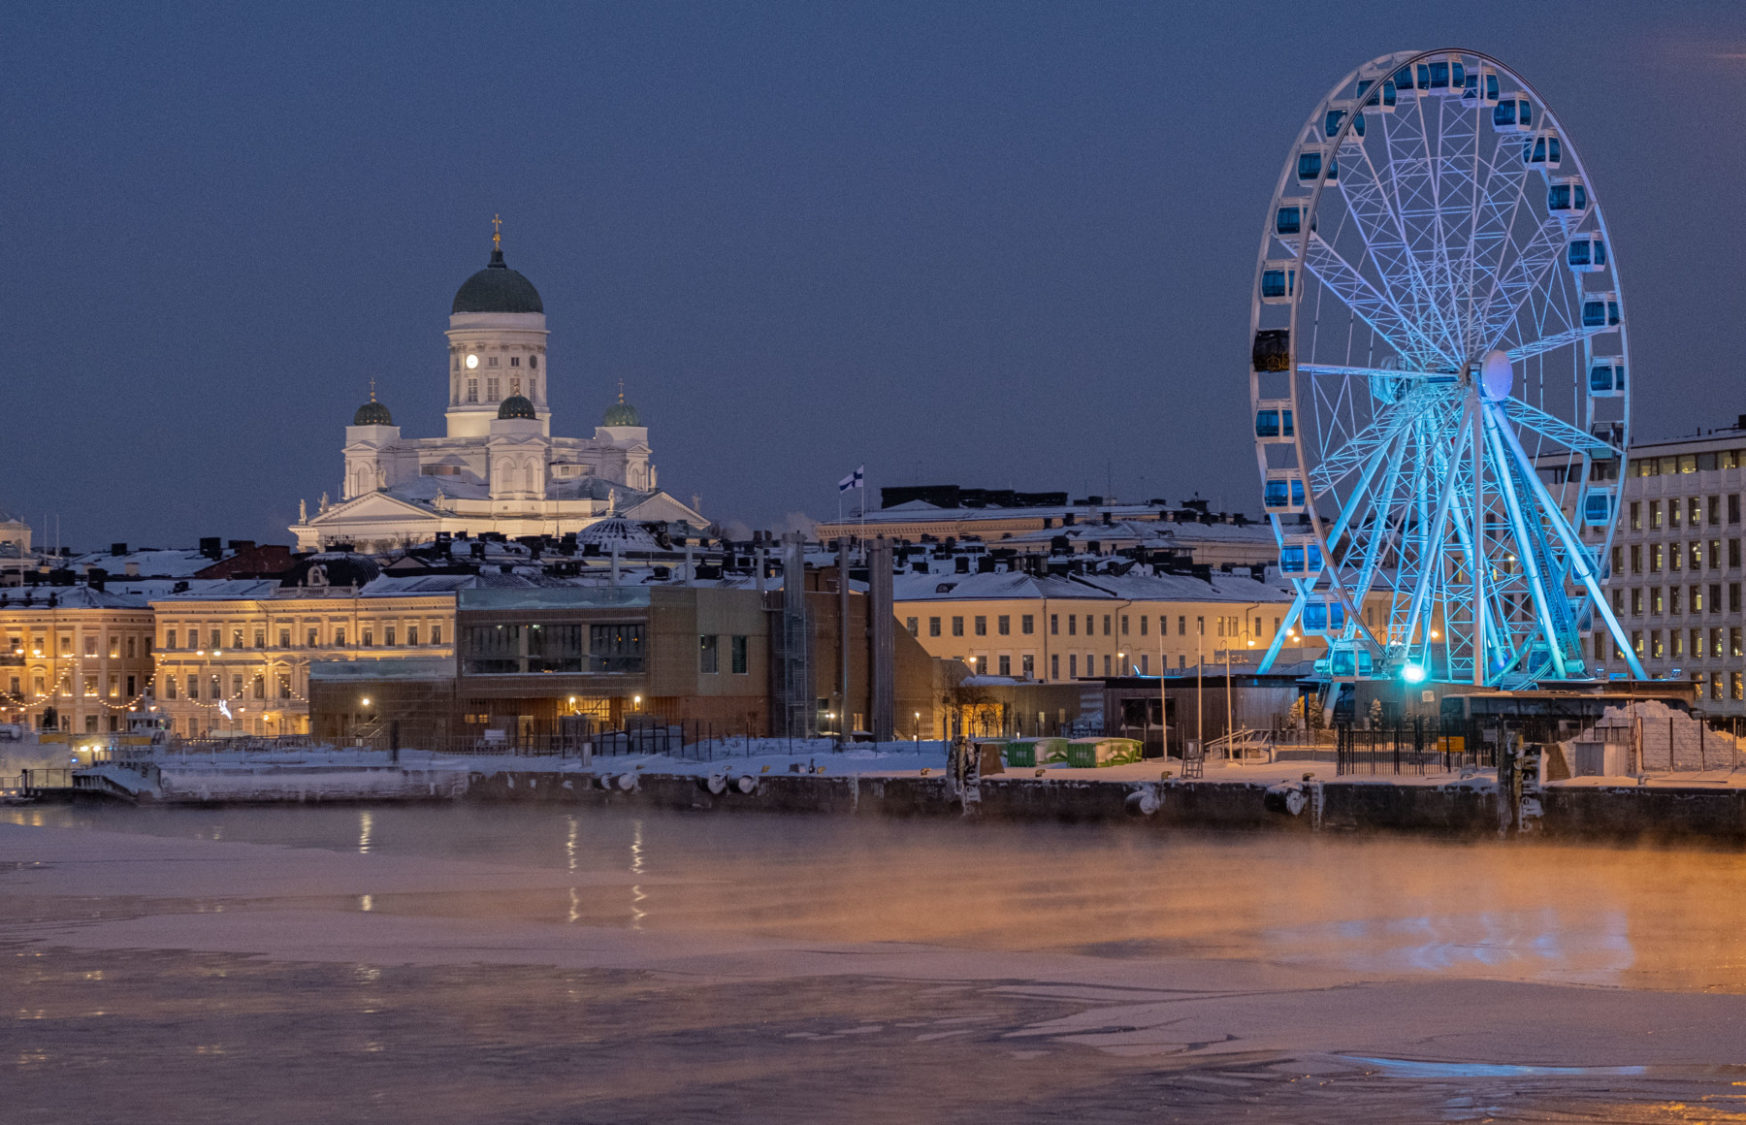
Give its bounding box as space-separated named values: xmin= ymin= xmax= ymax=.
xmin=353 ymin=398 xmax=393 ymax=426
xmin=497 ymin=394 xmax=538 ymax=420
xmin=452 ymin=248 xmax=543 ymax=315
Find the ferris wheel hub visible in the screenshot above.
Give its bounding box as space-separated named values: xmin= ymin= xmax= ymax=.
xmin=1480 ymin=349 xmax=1514 ymax=401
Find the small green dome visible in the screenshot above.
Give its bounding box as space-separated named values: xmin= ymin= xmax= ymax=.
xmin=353 ymin=399 xmax=393 ymax=426
xmin=497 ymin=394 xmax=537 ymax=420
xmin=603 ymin=399 xmax=641 ymax=426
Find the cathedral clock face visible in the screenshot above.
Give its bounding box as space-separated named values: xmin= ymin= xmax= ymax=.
xmin=465 ymin=353 xmax=479 ymax=369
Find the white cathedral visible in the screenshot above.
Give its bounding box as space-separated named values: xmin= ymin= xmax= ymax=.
xmin=290 ymin=226 xmax=707 ymax=551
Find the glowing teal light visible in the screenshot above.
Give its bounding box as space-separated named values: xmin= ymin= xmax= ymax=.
xmin=1401 ymin=663 xmax=1428 ymax=684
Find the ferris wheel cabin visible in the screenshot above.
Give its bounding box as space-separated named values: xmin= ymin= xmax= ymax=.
xmin=1462 ymin=67 xmax=1500 ymax=104
xmin=1567 ymin=235 xmax=1607 ymax=272
xmin=1324 ymin=105 xmax=1365 ymax=139
xmin=1588 ymin=356 xmax=1626 ymax=397
xmin=1262 ymin=474 xmax=1307 ymax=514
xmin=1278 ymin=537 xmax=1323 ymax=576
xmin=1547 ymin=177 xmax=1589 ymax=219
xmin=1254 ymin=401 xmax=1295 ymax=441
xmin=1355 ymin=76 xmax=1396 ymax=111
xmin=1582 ymin=292 xmax=1622 ymax=329
xmin=1522 ymin=131 xmax=1563 ymax=168
xmin=1260 ymin=261 xmax=1297 ymax=303
xmin=1297 ymin=150 xmax=1336 ymax=183
xmin=1492 ymin=96 xmax=1533 ymax=132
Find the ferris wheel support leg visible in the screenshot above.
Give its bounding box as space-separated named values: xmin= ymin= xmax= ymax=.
xmin=1489 ymin=406 xmax=1648 ymax=681
xmin=1406 ymin=399 xmax=1471 ymax=670
xmin=1257 ymin=590 xmax=1306 ymax=674
xmin=1471 ymin=400 xmax=1488 ymax=686
xmin=1482 ymin=408 xmax=1569 ymax=679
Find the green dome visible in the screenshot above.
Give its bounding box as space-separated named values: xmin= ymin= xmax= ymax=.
xmin=452 ymin=248 xmax=543 ymax=315
xmin=603 ymin=399 xmax=641 ymax=426
xmin=352 ymin=398 xmax=393 ymax=426
xmin=497 ymin=394 xmax=538 ymax=420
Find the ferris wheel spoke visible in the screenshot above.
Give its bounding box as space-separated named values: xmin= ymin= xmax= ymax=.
xmin=1498 ymin=397 xmax=1622 ymax=458
xmin=1503 ymin=324 xmax=1606 ymax=364
xmin=1483 ymin=409 xmax=1576 ymax=676
xmin=1302 ymin=233 xmax=1453 ymax=364
xmin=1473 ymin=212 xmax=1570 ymax=359
xmin=1308 ymin=387 xmax=1456 ymax=495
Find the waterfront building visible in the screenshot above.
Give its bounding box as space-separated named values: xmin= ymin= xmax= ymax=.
xmin=310 ymin=578 xmax=944 ymax=746
xmin=893 ymin=566 xmax=1304 ymax=684
xmin=1587 ymin=418 xmax=1746 ymax=713
xmin=0 ymin=587 xmax=157 ymax=735
xmin=289 ymin=223 xmax=706 ymax=552
xmin=149 ymin=558 xmax=472 ymax=738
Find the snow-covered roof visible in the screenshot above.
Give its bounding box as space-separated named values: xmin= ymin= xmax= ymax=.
xmin=0 ymin=586 xmax=150 ymax=610
xmin=576 ymin=516 xmax=661 ymax=552
xmin=893 ymin=568 xmax=1291 ymax=605
xmin=66 ymin=548 xmax=220 ymax=578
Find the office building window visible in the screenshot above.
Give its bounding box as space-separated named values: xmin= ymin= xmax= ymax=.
xmin=905 ymin=617 xmax=918 ymax=636
xmin=731 ymin=635 xmax=749 ymax=675
xmin=166 ymin=629 xmax=178 ymax=650
xmin=929 ymin=617 xmax=941 ymax=637
xmin=1021 ymin=615 xmax=1034 ymax=635
xmin=1068 ymin=654 xmax=1077 ymax=677
xmin=974 ymin=616 xmax=986 ymax=637
xmin=1068 ymin=616 xmax=1077 ymax=636
xmin=952 ymin=617 xmax=964 ymax=637
xmin=1022 ymin=654 xmax=1034 ymax=678
xmin=1049 ymin=614 xmax=1058 ymax=635
xmin=408 ymin=625 xmax=420 ymax=646
xmin=997 ymin=615 xmax=1010 ymax=636
xmin=699 ymin=634 xmax=719 ymax=674
xmin=1139 ymin=616 xmax=1148 ymax=636
xmin=1050 ymin=654 xmax=1059 ymax=680
xmin=998 ymin=655 xmax=1011 ymax=676
xmin=385 ymin=626 xmax=396 ymax=647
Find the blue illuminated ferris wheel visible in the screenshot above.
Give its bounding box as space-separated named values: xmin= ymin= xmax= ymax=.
xmin=1249 ymin=49 xmax=1645 ymax=688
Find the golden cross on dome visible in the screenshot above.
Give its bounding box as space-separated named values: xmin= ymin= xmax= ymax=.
xmin=617 ymin=378 xmax=626 ymax=403
xmin=492 ymin=214 xmax=503 ymax=250
xmin=368 ymin=377 xmax=377 ymax=403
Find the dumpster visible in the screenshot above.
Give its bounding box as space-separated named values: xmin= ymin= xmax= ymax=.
xmin=1064 ymin=737 xmax=1143 ymax=768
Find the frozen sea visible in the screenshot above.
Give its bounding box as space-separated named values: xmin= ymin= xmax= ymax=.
xmin=4 ymin=803 xmax=1746 ymax=1122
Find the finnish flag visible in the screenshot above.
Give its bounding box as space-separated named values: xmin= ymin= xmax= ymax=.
xmin=838 ymin=466 xmax=865 ymax=492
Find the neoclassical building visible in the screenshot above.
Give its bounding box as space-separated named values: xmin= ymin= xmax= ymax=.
xmin=291 ymin=226 xmax=706 ymax=551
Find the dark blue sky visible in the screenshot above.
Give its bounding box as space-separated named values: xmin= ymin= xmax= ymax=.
xmin=6 ymin=2 xmax=1745 ymax=549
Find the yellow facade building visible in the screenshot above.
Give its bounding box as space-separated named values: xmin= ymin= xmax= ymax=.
xmin=150 ymin=575 xmax=470 ymax=738
xmin=0 ymin=587 xmax=158 ymax=734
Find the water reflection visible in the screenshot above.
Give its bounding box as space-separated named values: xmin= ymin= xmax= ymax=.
xmin=15 ymin=804 xmax=1746 ymax=992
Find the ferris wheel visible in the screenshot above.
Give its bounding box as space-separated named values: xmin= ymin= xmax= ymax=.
xmin=1249 ymin=49 xmax=1644 ymax=688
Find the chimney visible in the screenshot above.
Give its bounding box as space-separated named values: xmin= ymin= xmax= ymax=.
xmin=110 ymin=542 xmax=127 ymax=557
xmin=125 ymin=561 xmax=140 ymax=578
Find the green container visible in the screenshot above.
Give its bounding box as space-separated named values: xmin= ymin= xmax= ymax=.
xmin=1065 ymin=737 xmax=1143 ymax=768
xmin=1004 ymin=741 xmax=1036 ymax=768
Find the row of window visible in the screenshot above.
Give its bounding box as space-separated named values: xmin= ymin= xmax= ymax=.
xmin=451 ymin=351 xmax=540 ymax=371
xmin=906 ymin=612 xmax=1275 ymax=640
xmin=1632 ymin=450 xmax=1746 ymax=477
xmin=1604 ymin=626 xmax=1745 ymax=663
xmin=8 ymin=673 xmax=142 ymax=699
xmin=162 ymin=671 xmax=293 ymax=702
xmin=1627 ymin=494 xmax=1742 ymax=531
xmin=947 ymin=651 xmax=1209 ymax=680
xmin=1611 ymin=539 xmax=1739 ymax=576
xmin=5 ymin=632 xmax=150 ymax=660
xmin=459 ymin=376 xmax=536 ymax=404
xmin=163 ymin=624 xmax=442 ymax=651
xmin=1614 ymin=582 xmax=1743 ymax=619
xmin=461 ymin=622 xmax=649 ymax=675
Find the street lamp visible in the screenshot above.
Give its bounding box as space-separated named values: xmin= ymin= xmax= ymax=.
xmin=913 ymin=710 xmax=920 ymax=741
